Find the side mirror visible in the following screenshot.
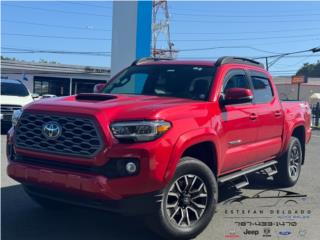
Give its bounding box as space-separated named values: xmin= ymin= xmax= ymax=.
xmin=223 ymin=88 xmax=253 ymax=104
xmin=93 ymin=83 xmax=106 ymax=93
xmin=31 ymin=93 xmax=40 ymax=99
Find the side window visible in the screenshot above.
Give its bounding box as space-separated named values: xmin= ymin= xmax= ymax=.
xmin=222 ymin=70 xmax=251 ymax=94
xmin=250 ymin=72 xmax=273 ymax=103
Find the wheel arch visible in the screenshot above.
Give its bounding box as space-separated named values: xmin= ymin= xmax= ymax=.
xmin=291 ymin=125 xmax=306 ymax=164
xmin=164 ymin=129 xmax=220 ymax=183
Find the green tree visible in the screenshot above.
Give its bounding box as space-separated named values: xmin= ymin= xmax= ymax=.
xmin=1 ymin=55 xmax=17 ymax=61
xmin=296 ymin=60 xmax=320 ymax=77
xmin=1 ymin=56 xmax=59 ymax=64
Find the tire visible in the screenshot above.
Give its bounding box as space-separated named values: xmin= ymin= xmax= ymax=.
xmin=275 ymin=137 xmax=303 ymax=188
xmin=145 ymin=157 xmax=218 ymax=240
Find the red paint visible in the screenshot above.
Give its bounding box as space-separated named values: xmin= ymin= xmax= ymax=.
xmin=7 ymin=60 xmax=312 ymax=201
xmin=224 ymin=88 xmax=253 ymax=101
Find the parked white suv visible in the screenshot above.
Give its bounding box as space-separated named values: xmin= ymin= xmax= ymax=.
xmin=0 ymin=79 xmax=38 ymax=128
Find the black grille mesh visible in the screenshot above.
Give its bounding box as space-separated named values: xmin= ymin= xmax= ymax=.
xmin=15 ymin=112 xmax=103 ymax=157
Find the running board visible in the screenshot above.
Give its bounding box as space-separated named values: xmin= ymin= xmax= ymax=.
xmin=218 ymin=160 xmax=278 ymax=184
xmin=264 ymin=164 xmax=278 ymax=177
xmin=234 ymin=175 xmax=249 ymax=189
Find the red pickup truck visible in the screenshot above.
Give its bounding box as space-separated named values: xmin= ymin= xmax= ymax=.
xmin=7 ymin=57 xmax=312 ymax=239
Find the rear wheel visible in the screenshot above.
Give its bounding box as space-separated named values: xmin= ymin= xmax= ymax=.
xmin=275 ymin=137 xmax=302 ymax=187
xmin=145 ymin=157 xmax=218 ymax=239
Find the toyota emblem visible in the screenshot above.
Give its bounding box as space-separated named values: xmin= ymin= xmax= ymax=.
xmin=42 ymin=121 xmax=62 ymax=139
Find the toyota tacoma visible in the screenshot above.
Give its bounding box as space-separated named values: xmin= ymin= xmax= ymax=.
xmin=7 ymin=57 xmax=312 ymax=239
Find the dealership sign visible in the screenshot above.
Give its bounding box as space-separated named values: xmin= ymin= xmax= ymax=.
xmin=291 ymin=75 xmax=307 ymax=84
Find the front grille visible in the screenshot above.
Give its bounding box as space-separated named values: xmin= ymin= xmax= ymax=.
xmin=1 ymin=105 xmax=22 ymax=121
xmin=15 ymin=112 xmax=103 ymax=158
xmin=14 ymin=155 xmax=96 ymax=173
xmin=0 ymin=104 xmax=22 ymax=114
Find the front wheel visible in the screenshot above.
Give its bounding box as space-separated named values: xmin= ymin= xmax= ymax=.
xmin=145 ymin=157 xmax=218 ymax=240
xmin=275 ymin=137 xmax=303 ymax=187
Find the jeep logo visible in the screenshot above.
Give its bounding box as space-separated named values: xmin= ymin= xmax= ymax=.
xmin=243 ymin=229 xmax=259 ymax=235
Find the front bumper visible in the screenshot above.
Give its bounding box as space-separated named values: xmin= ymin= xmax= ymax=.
xmin=7 ymin=162 xmax=122 ymax=200
xmin=6 ymin=126 xmax=170 ymax=205
xmin=24 ymin=184 xmax=161 ymax=216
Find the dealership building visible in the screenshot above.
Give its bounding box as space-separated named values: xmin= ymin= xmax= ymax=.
xmin=1 ymin=60 xmax=111 ymax=96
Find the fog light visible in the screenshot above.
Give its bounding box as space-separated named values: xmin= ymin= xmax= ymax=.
xmin=125 ymin=162 xmax=137 ymax=174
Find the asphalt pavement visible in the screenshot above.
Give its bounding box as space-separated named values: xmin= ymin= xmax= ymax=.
xmin=1 ymin=131 xmax=320 ymax=240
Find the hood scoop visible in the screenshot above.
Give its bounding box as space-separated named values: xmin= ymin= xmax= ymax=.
xmin=75 ymin=93 xmax=117 ymax=101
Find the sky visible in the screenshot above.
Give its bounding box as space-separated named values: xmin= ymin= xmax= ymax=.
xmin=1 ymin=1 xmax=320 ymax=76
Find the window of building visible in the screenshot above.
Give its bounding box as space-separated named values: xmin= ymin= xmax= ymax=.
xmin=34 ymin=76 xmax=70 ymax=96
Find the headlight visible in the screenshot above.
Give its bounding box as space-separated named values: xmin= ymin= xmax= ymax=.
xmin=12 ymin=109 xmax=23 ymax=127
xmin=110 ymin=120 xmax=171 ymax=142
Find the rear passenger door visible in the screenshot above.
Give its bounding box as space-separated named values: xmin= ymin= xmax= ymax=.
xmin=249 ymin=70 xmax=284 ymax=162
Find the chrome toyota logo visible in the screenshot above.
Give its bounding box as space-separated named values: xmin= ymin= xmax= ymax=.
xmin=42 ymin=121 xmax=62 ymax=139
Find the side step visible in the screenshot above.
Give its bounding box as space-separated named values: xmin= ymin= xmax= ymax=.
xmin=234 ymin=175 xmax=249 ymax=189
xmin=218 ymin=160 xmax=278 ymax=184
xmin=264 ymin=164 xmax=278 ymax=177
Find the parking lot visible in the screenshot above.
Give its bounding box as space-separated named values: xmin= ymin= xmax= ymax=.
xmin=1 ymin=131 xmax=320 ymax=240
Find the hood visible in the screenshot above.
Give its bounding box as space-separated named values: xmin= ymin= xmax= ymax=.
xmin=25 ymin=93 xmax=209 ymax=121
xmin=0 ymin=95 xmax=34 ymax=107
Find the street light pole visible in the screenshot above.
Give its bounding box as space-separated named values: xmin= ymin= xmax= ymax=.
xmin=311 ymin=47 xmax=320 ymax=53
xmin=265 ymin=57 xmax=269 ymax=71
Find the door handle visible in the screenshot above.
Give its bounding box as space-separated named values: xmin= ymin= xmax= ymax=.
xmin=274 ymin=110 xmax=282 ymax=117
xmin=249 ymin=113 xmax=257 ymax=120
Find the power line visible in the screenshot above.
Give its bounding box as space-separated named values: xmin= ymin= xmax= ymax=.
xmin=253 ymin=47 xmax=320 ymax=70
xmin=171 ymin=11 xmax=320 ymax=18
xmin=2 ymin=33 xmax=111 ymax=41
xmin=173 ymin=27 xmax=320 ymax=35
xmin=179 ymin=39 xmax=320 ymax=52
xmin=2 ymin=47 xmax=111 ymax=56
xmin=171 ymin=18 xmax=320 ymax=24
xmin=3 ymin=3 xmax=112 ymax=18
xmin=2 ymin=61 xmax=110 ymax=71
xmin=275 ymin=56 xmax=315 ymax=67
xmin=178 ymin=54 xmax=320 ymax=60
xmin=2 ymin=52 xmax=109 ymax=57
xmin=64 ymin=2 xmax=112 ymax=9
xmin=3 ymin=20 xmax=111 ymax=32
xmin=254 ymin=49 xmax=319 ymax=59
xmin=2 ymin=47 xmax=111 ymax=54
xmin=269 ymin=70 xmax=298 ymax=72
xmin=166 ymin=33 xmax=320 ymax=42
xmin=170 ymin=6 xmax=320 ymax=15
xmin=0 ymin=71 xmax=110 ymax=75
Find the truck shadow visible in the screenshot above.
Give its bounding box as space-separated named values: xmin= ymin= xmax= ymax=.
xmin=1 ymin=185 xmax=164 ymax=240
xmin=2 ymin=173 xmax=305 ymax=240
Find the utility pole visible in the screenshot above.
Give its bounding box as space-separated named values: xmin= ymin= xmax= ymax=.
xmin=152 ymin=0 xmax=177 ymax=58
xmin=256 ymin=47 xmax=320 ymax=70
xmin=265 ymin=57 xmax=269 ymax=71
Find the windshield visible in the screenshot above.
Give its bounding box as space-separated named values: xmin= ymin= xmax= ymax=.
xmin=103 ymin=65 xmax=215 ymax=100
xmin=1 ymin=82 xmax=29 ymax=97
